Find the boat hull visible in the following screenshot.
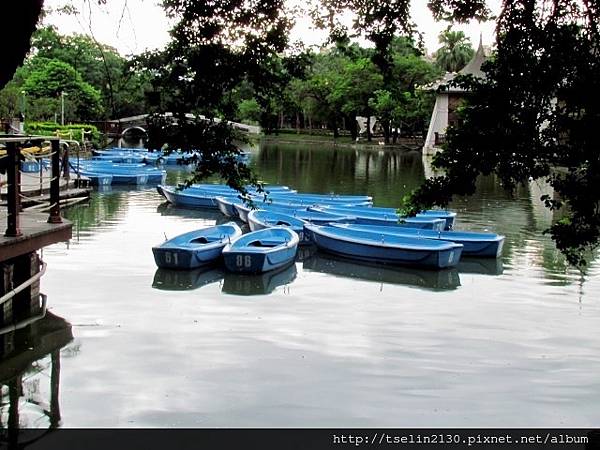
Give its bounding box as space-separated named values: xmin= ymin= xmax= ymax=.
xmin=215 ymin=196 xmax=240 ymax=217
xmin=152 ymin=223 xmax=242 ymax=269
xmin=332 ymin=224 xmax=505 ymax=257
xmin=248 ymin=210 xmax=312 ymax=245
xmin=162 ymin=187 xmax=218 ymax=209
xmin=305 ymin=225 xmax=463 ymax=269
xmin=222 ymin=227 xmax=299 ymax=273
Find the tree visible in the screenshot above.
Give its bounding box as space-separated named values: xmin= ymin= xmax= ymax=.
xmin=406 ymin=1 xmax=600 ymax=266
xmin=22 ymin=59 xmax=103 ymax=120
xmin=140 ymin=0 xmax=296 ymax=193
xmin=331 ymin=57 xmax=384 ymax=141
xmin=30 ymin=25 xmax=150 ymax=118
xmin=434 ymin=30 xmax=474 ymax=73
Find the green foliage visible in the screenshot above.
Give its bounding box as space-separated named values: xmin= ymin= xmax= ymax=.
xmin=435 ymin=30 xmax=474 ymax=73
xmin=30 ymin=26 xmax=151 ymax=117
xmin=24 ymin=121 xmax=101 ymax=144
xmin=22 ymin=59 xmax=103 ymax=120
xmin=237 ymin=99 xmax=261 ymax=124
xmin=146 ymin=113 xmax=264 ymax=195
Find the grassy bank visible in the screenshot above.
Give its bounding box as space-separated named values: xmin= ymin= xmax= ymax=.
xmin=260 ymin=132 xmax=423 ymax=150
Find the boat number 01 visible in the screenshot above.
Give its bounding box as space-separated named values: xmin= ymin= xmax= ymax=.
xmin=236 ymin=255 xmax=252 ymax=268
xmin=165 ymin=252 xmax=178 ymax=266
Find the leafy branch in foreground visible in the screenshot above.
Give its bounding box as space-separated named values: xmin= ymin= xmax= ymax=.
xmin=145 ymin=113 xmax=263 ymax=198
xmin=404 ymin=1 xmax=600 ymax=266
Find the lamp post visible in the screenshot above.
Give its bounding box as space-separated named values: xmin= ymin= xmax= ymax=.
xmin=18 ymin=90 xmax=26 ymax=133
xmin=60 ymin=91 xmax=67 ymax=125
xmin=20 ymin=90 xmax=26 ymax=115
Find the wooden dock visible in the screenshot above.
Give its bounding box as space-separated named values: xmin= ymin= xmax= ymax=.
xmin=0 ymin=210 xmax=72 ymax=263
xmin=1 ymin=135 xmax=74 ymax=262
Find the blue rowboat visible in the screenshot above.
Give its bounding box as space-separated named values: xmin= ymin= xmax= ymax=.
xmin=72 ymin=162 xmax=164 ymax=185
xmin=309 ymin=205 xmax=399 ymax=224
xmin=215 ymin=196 xmax=242 ymax=217
xmin=222 ymin=227 xmax=299 ymax=273
xmin=73 ymin=170 xmax=113 ymax=186
xmin=344 ymin=205 xmax=457 ymax=229
xmin=160 ymin=186 xmax=219 ymax=208
xmin=234 ymin=202 xmax=309 ymax=222
xmin=265 ymin=191 xmax=373 ymax=203
xmin=247 ymin=194 xmax=370 ymax=208
xmin=309 ymin=206 xmax=445 ymax=230
xmin=304 ymin=224 xmax=463 ymax=269
xmin=74 ymin=167 xmax=143 ymax=185
xmin=185 ymin=183 xmax=294 ymax=193
xmin=262 ymin=193 xmax=373 ymax=206
xmin=416 ymin=210 xmax=457 ymax=230
xmin=234 ymin=202 xmax=354 ymax=224
xmin=247 ymin=210 xmax=312 ymax=245
xmin=92 ymin=154 xmax=146 ymax=164
xmin=254 ymin=204 xmax=355 ymax=224
xmin=152 ymin=222 xmax=242 ymax=269
xmin=221 ymin=262 xmax=298 ymax=295
xmin=330 ymin=224 xmax=505 ymax=258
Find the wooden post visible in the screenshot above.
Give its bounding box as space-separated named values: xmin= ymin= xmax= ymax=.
xmin=50 ymin=348 xmax=62 ymax=428
xmin=4 ymin=142 xmax=22 ymax=237
xmin=62 ymin=142 xmax=70 ymax=181
xmin=48 ymin=139 xmax=62 ymax=224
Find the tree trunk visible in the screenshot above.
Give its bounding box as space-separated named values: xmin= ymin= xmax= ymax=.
xmin=296 ymin=111 xmax=300 ymax=133
xmin=366 ymin=116 xmax=372 ymax=142
xmin=383 ymin=121 xmax=391 ymax=144
xmin=349 ymin=115 xmax=358 ymax=140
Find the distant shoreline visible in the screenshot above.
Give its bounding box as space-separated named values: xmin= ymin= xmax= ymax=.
xmin=259 ymin=133 xmax=423 ymax=151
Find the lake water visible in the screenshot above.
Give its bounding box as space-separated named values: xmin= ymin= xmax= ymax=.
xmin=6 ymin=141 xmax=600 ymax=428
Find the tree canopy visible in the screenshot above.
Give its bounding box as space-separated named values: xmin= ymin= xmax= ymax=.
xmin=405 ymin=0 xmax=600 ymax=266
xmin=435 ymin=30 xmax=474 ymax=73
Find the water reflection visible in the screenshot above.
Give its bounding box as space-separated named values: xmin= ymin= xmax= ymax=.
xmin=156 ymin=202 xmax=223 ymax=222
xmin=221 ymin=262 xmax=297 ymax=296
xmin=253 ymin=144 xmax=425 ymax=205
xmin=152 ymin=267 xmax=225 ymax=291
xmin=0 ymin=296 xmax=72 ymax=438
xmin=457 ymin=257 xmax=504 ymax=276
xmin=303 ymin=252 xmax=461 ymax=291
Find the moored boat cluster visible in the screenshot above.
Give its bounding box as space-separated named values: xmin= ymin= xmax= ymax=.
xmin=69 ymin=147 xmax=250 ymax=186
xmin=153 ymin=183 xmax=505 ymax=274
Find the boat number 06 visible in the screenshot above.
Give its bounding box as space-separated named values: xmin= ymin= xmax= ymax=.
xmin=165 ymin=251 xmax=178 ymax=266
xmin=236 ymin=255 xmax=253 ymax=268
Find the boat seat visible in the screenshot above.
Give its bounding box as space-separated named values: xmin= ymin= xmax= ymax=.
xmin=270 ymin=220 xmax=291 ymax=226
xmin=247 ymin=240 xmax=279 ymax=248
xmin=190 ymin=236 xmax=210 ymax=244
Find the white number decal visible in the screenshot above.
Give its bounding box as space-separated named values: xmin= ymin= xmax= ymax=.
xmin=236 ymin=255 xmax=253 ymax=268
xmin=165 ymin=252 xmax=178 ymax=265
xmin=448 ymin=251 xmax=454 ymax=264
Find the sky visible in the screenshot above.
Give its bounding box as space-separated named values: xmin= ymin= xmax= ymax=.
xmin=44 ymin=0 xmax=501 ymax=57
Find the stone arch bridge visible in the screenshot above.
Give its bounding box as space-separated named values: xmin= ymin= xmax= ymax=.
xmin=90 ymin=113 xmax=261 ymax=138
